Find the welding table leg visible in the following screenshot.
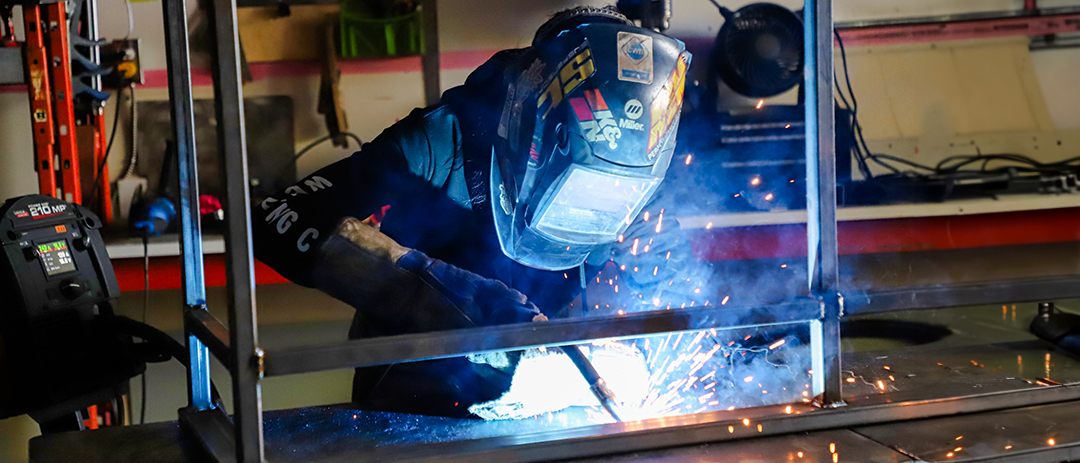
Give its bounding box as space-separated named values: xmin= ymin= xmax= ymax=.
xmin=804 ymin=0 xmax=844 ymax=407
xmin=204 ymin=0 xmax=263 ymax=459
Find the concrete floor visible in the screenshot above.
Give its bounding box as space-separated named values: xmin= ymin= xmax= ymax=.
xmin=0 ymin=281 xmax=1069 ymax=463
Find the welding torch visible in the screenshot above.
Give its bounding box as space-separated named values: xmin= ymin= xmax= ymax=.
xmin=559 ymin=345 xmax=623 ymax=422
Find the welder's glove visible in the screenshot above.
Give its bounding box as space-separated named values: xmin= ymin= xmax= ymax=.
xmin=311 ymin=217 xmax=543 ymax=334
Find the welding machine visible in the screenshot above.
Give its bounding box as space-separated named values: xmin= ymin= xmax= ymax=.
xmin=0 ymin=194 xmax=144 ymax=423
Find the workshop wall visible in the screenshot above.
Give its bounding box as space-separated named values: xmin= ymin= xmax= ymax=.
xmin=3 ymin=0 xmax=1080 ymax=203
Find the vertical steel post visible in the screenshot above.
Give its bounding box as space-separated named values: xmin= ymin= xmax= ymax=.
xmin=804 ymin=0 xmax=844 ymax=407
xmin=161 ymin=0 xmax=213 ymax=411
xmin=421 ymin=0 xmax=439 ymax=105
xmin=204 ymin=0 xmax=263 ymax=459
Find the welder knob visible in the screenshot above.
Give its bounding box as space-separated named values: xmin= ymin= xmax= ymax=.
xmin=60 ymin=280 xmax=86 ymax=300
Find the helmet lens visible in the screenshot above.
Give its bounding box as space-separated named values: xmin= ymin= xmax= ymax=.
xmin=535 ymin=166 xmax=658 ymax=243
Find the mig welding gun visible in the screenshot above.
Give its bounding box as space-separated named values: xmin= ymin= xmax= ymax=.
xmin=310 ymin=217 xmax=624 ymax=421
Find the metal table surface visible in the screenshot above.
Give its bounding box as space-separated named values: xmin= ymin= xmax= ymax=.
xmin=29 ymin=339 xmax=1080 ymax=463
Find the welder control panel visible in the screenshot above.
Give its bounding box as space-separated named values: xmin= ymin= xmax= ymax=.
xmin=0 ymin=195 xmax=119 ymax=318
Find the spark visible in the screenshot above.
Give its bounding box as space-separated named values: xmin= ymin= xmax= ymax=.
xmin=756 ymin=99 xmax=764 ymax=109
xmin=643 ymin=245 xmax=649 ymax=253
xmin=744 ymin=376 xmax=754 ymax=382
xmin=876 ymin=380 xmax=885 ymax=392
xmin=706 ymin=222 xmax=713 ymax=229
xmin=655 ymin=209 xmax=664 ymax=233
xmin=784 ymin=405 xmax=792 ymax=414
xmin=721 ymin=296 xmax=730 ymax=305
xmin=765 ymin=193 xmax=774 ymax=201
xmin=757 ymin=424 xmax=763 ymax=432
xmin=631 ymin=239 xmax=639 ymax=256
xmin=883 ymin=366 xmax=891 ymax=370
xmin=734 ymin=193 xmax=740 ymax=197
xmin=846 ymin=377 xmax=855 ymax=383
xmin=1049 ymin=439 xmax=1056 ymax=446
xmin=889 ymin=375 xmax=895 ymax=381
xmin=832 ymin=454 xmax=838 ymax=463
xmin=742 ymin=418 xmax=750 ymax=426
xmin=780 ymin=264 xmax=787 ymax=268
xmin=618 ymin=235 xmax=624 ymax=243
xmin=797 ymin=452 xmax=803 ymax=458
xmin=946 ymin=453 xmax=953 ymax=458
xmin=954 ymin=447 xmax=962 ymax=452
xmin=728 ymin=426 xmax=734 ymax=433
xmin=830 ymin=443 xmax=835 ymax=453
xmin=1005 ymin=446 xmax=1012 ymax=450
xmin=751 ymin=177 xmax=761 ymax=186
xmin=789 ymin=179 xmax=794 ymax=183
xmin=653 ymin=267 xmax=658 ymax=276
xmin=685 ymin=155 xmax=692 ymax=165
xmin=643 ymin=211 xmax=650 ymax=221
xmin=956 ymin=436 xmax=963 ymax=440
xmin=769 ymin=339 xmax=786 ymax=350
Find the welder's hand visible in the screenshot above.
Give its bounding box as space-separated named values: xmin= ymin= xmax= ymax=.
xmin=397 ymin=252 xmax=544 ymax=326
xmin=312 ymin=217 xmax=542 ymax=334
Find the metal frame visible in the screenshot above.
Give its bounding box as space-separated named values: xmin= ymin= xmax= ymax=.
xmin=156 ymin=0 xmax=1080 ymax=461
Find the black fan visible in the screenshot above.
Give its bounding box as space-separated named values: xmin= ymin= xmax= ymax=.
xmin=709 ymin=2 xmax=803 ymax=98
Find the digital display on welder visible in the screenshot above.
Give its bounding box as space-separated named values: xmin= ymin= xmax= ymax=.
xmin=38 ymin=239 xmax=76 ymax=276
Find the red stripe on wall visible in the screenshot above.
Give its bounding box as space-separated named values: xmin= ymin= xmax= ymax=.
xmin=690 ymin=207 xmax=1080 ymax=261
xmin=0 ymin=84 xmax=27 ymax=94
xmin=139 ymin=49 xmax=500 ymax=89
xmin=112 ymin=255 xmax=290 ymax=292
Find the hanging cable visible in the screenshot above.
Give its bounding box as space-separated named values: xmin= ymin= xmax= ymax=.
xmin=140 ymin=232 xmax=149 ymax=425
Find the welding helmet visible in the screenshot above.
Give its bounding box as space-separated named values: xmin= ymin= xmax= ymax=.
xmin=491 ymin=18 xmax=690 ymax=270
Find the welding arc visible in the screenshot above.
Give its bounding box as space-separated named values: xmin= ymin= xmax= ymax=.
xmin=559 ymin=345 xmax=623 ymax=422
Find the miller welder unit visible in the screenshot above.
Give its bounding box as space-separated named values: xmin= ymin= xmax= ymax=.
xmin=0 ymin=194 xmax=144 ymax=425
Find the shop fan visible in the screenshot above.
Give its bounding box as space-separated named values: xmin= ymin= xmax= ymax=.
xmin=708 ymin=2 xmax=804 ymax=98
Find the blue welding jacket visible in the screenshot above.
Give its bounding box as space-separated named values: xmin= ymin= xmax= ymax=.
xmin=251 ymin=49 xmax=689 ymax=417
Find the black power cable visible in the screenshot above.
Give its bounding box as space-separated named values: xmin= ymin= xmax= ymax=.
xmin=832 ymin=31 xmax=1080 ymax=183
xmin=90 ymin=84 xmax=133 ymax=209
xmin=140 ymin=233 xmax=149 ymax=425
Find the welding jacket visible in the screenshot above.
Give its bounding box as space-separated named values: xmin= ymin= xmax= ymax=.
xmin=252 ymin=49 xmax=694 ymax=418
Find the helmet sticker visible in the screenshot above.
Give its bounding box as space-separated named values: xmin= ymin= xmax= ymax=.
xmin=620 ymin=99 xmax=645 ymax=131
xmin=571 ymin=89 xmax=623 ymax=149
xmin=646 ymin=52 xmax=689 ymax=157
xmin=537 ymin=45 xmax=595 ymax=120
xmin=617 ymin=32 xmax=653 ymax=84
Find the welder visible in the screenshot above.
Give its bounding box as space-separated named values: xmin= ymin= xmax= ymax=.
xmin=252 ymin=6 xmax=692 ymax=418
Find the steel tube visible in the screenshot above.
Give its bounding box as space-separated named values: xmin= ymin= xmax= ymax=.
xmin=186 ymin=308 xmax=233 ymax=366
xmin=204 ymin=0 xmax=263 ymax=458
xmin=421 ymin=0 xmax=440 ymax=105
xmin=160 ymin=0 xmax=213 ymax=412
xmin=178 ymin=407 xmax=239 ymax=463
xmin=851 ymin=275 xmax=1080 ymax=315
xmin=264 ymin=301 xmax=821 ymax=377
xmin=804 ymin=0 xmax=843 ymax=407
